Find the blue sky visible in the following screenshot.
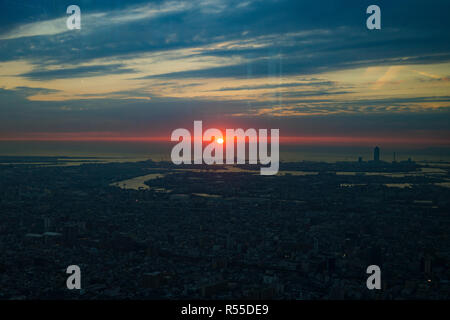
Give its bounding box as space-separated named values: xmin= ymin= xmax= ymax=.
xmin=0 ymin=0 xmax=449 ymax=146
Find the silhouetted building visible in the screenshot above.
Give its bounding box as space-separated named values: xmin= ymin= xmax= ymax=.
xmin=374 ymin=146 xmax=380 ymax=162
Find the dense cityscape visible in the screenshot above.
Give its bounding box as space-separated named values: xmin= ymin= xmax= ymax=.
xmin=0 ymin=147 xmax=449 ymax=300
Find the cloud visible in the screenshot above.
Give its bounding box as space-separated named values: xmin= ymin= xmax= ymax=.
xmin=0 ymin=1 xmax=191 ymax=41
xmin=372 ymin=66 xmax=404 ymax=89
xmin=20 ymin=64 xmax=136 ymax=80
xmin=0 ymin=16 xmax=70 ymax=40
xmin=212 ymin=80 xmax=337 ymax=91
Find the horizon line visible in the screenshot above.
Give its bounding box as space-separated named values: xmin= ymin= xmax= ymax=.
xmin=0 ymin=135 xmax=449 ymax=147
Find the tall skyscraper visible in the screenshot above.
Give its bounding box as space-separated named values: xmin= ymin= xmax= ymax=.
xmin=374 ymin=146 xmax=380 ymax=162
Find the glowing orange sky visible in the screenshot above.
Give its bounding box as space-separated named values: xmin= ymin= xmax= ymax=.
xmin=1 ymin=132 xmax=448 ymax=147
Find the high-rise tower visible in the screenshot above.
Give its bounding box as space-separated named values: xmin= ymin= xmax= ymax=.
xmin=374 ymin=146 xmax=380 ymax=162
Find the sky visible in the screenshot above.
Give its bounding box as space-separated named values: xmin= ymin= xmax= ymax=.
xmin=0 ymin=0 xmax=449 ymax=148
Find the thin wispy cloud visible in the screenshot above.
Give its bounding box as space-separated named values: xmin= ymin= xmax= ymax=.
xmin=0 ymin=1 xmax=191 ymax=40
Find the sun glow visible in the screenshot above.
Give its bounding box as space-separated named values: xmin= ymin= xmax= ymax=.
xmin=216 ymin=137 xmax=224 ymax=144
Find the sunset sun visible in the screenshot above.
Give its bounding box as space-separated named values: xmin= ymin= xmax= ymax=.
xmin=216 ymin=138 xmax=224 ymax=144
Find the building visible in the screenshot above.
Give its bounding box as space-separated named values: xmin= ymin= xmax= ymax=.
xmin=374 ymin=146 xmax=380 ymax=162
